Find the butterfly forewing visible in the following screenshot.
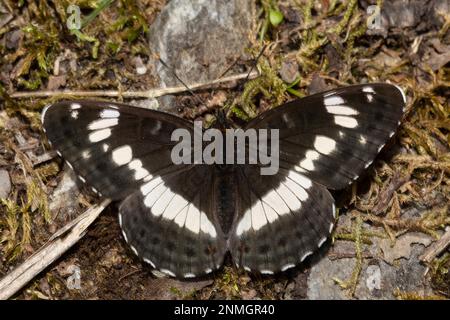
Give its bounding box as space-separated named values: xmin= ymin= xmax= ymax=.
xmin=42 ymin=100 xmax=193 ymax=199
xmin=245 ymin=83 xmax=405 ymax=189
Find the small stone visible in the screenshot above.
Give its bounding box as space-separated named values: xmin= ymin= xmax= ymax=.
xmin=133 ymin=56 xmax=148 ymax=75
xmin=365 ymin=264 xmax=381 ymax=292
xmin=308 ymin=73 xmax=329 ymax=95
xmin=148 ymin=0 xmax=253 ymax=112
xmin=279 ymin=60 xmax=299 ymax=84
xmin=5 ymin=29 xmax=22 ymax=50
xmin=47 ymin=75 xmax=67 ymax=90
xmin=0 ymin=169 xmax=11 ymax=199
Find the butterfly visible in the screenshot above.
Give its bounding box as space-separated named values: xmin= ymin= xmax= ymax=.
xmin=41 ymin=83 xmax=405 ymax=278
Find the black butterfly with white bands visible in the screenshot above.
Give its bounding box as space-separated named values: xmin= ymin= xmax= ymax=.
xmin=42 ymin=83 xmax=405 ymax=278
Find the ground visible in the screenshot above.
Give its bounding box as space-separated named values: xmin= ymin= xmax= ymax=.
xmin=0 ymin=0 xmax=449 ymax=300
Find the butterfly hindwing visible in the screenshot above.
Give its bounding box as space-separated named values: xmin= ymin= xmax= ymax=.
xmin=228 ymin=166 xmax=335 ymax=274
xmin=119 ymin=165 xmax=227 ymax=278
xmin=245 ymin=83 xmax=405 ymax=189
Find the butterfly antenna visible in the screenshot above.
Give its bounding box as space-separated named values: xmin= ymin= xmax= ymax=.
xmin=158 ymin=58 xmax=207 ymax=108
xmin=244 ymin=44 xmax=266 ymax=82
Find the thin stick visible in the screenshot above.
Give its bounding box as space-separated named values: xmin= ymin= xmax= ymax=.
xmin=420 ymin=228 xmax=450 ymax=264
xmin=9 ymin=71 xmax=259 ymax=100
xmin=0 ymin=199 xmax=111 ymax=300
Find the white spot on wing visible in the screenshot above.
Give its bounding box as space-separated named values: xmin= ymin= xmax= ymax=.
xmin=71 ymin=110 xmax=79 ymax=119
xmin=359 ymin=135 xmax=367 ymax=145
xmin=276 ymin=183 xmax=301 ymax=212
xmin=362 ymin=86 xmax=375 ymax=94
xmin=162 ymin=194 xmax=189 ymax=220
xmin=281 ymin=263 xmax=295 ymax=271
xmin=236 ymin=208 xmax=252 ymax=236
xmin=174 ymin=204 xmax=188 ymax=228
xmin=200 ymin=211 xmax=217 ymax=238
xmin=261 ymin=190 xmax=290 ymax=217
xmin=287 ymin=170 xmax=312 ymax=189
xmin=184 ymin=202 xmax=201 ymax=234
xmin=301 ymin=251 xmax=313 ymax=262
xmin=334 ymin=116 xmax=358 ymax=128
xmin=78 ymin=175 xmax=86 ymax=183
xmin=283 ymin=178 xmax=308 ymax=202
xmin=262 ymin=202 xmax=279 ymax=223
xmin=89 ymin=128 xmax=111 ymax=142
xmin=160 ymin=269 xmax=176 ymax=277
xmin=329 ymin=222 xmax=334 ymax=233
xmin=128 ymin=159 xmax=150 ymax=180
xmin=184 ymin=273 xmax=196 ymax=278
xmin=140 ymin=177 xmax=162 ymax=196
xmin=130 ymin=245 xmax=138 ymax=255
xmin=318 ymin=237 xmax=327 ymax=248
xmin=144 ymin=183 xmax=167 ymax=208
xmin=100 ymin=109 xmax=120 ymax=118
xmin=65 ymin=161 xmax=73 ymax=170
xmin=299 ymin=150 xmax=320 ymax=171
xmin=152 ymin=188 xmax=175 ymax=216
xmin=41 ymin=104 xmax=51 ymax=125
xmin=326 ymin=105 xmax=359 ymax=115
xmin=261 ymin=270 xmax=274 ymax=275
xmin=122 ymin=230 xmax=128 ymax=242
xmin=251 ymin=198 xmax=268 ymax=230
xmin=112 ymin=145 xmax=132 ymax=165
xmin=324 ymin=95 xmax=345 ymax=106
xmin=144 ymin=258 xmax=155 ymax=268
xmin=393 ymin=84 xmax=407 ymax=105
xmin=88 ymin=118 xmax=118 ymax=130
xmin=70 ymin=103 xmax=81 ymax=110
xmin=118 ymin=213 xmax=123 ymax=227
xmin=314 ymin=136 xmax=336 ymax=155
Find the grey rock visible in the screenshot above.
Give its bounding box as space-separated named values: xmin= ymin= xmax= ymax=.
xmin=307 ymin=257 xmax=353 ymax=299
xmin=307 ymin=243 xmax=433 ymax=299
xmin=148 ymin=0 xmax=253 ymax=112
xmin=0 ymin=169 xmax=11 ymax=199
